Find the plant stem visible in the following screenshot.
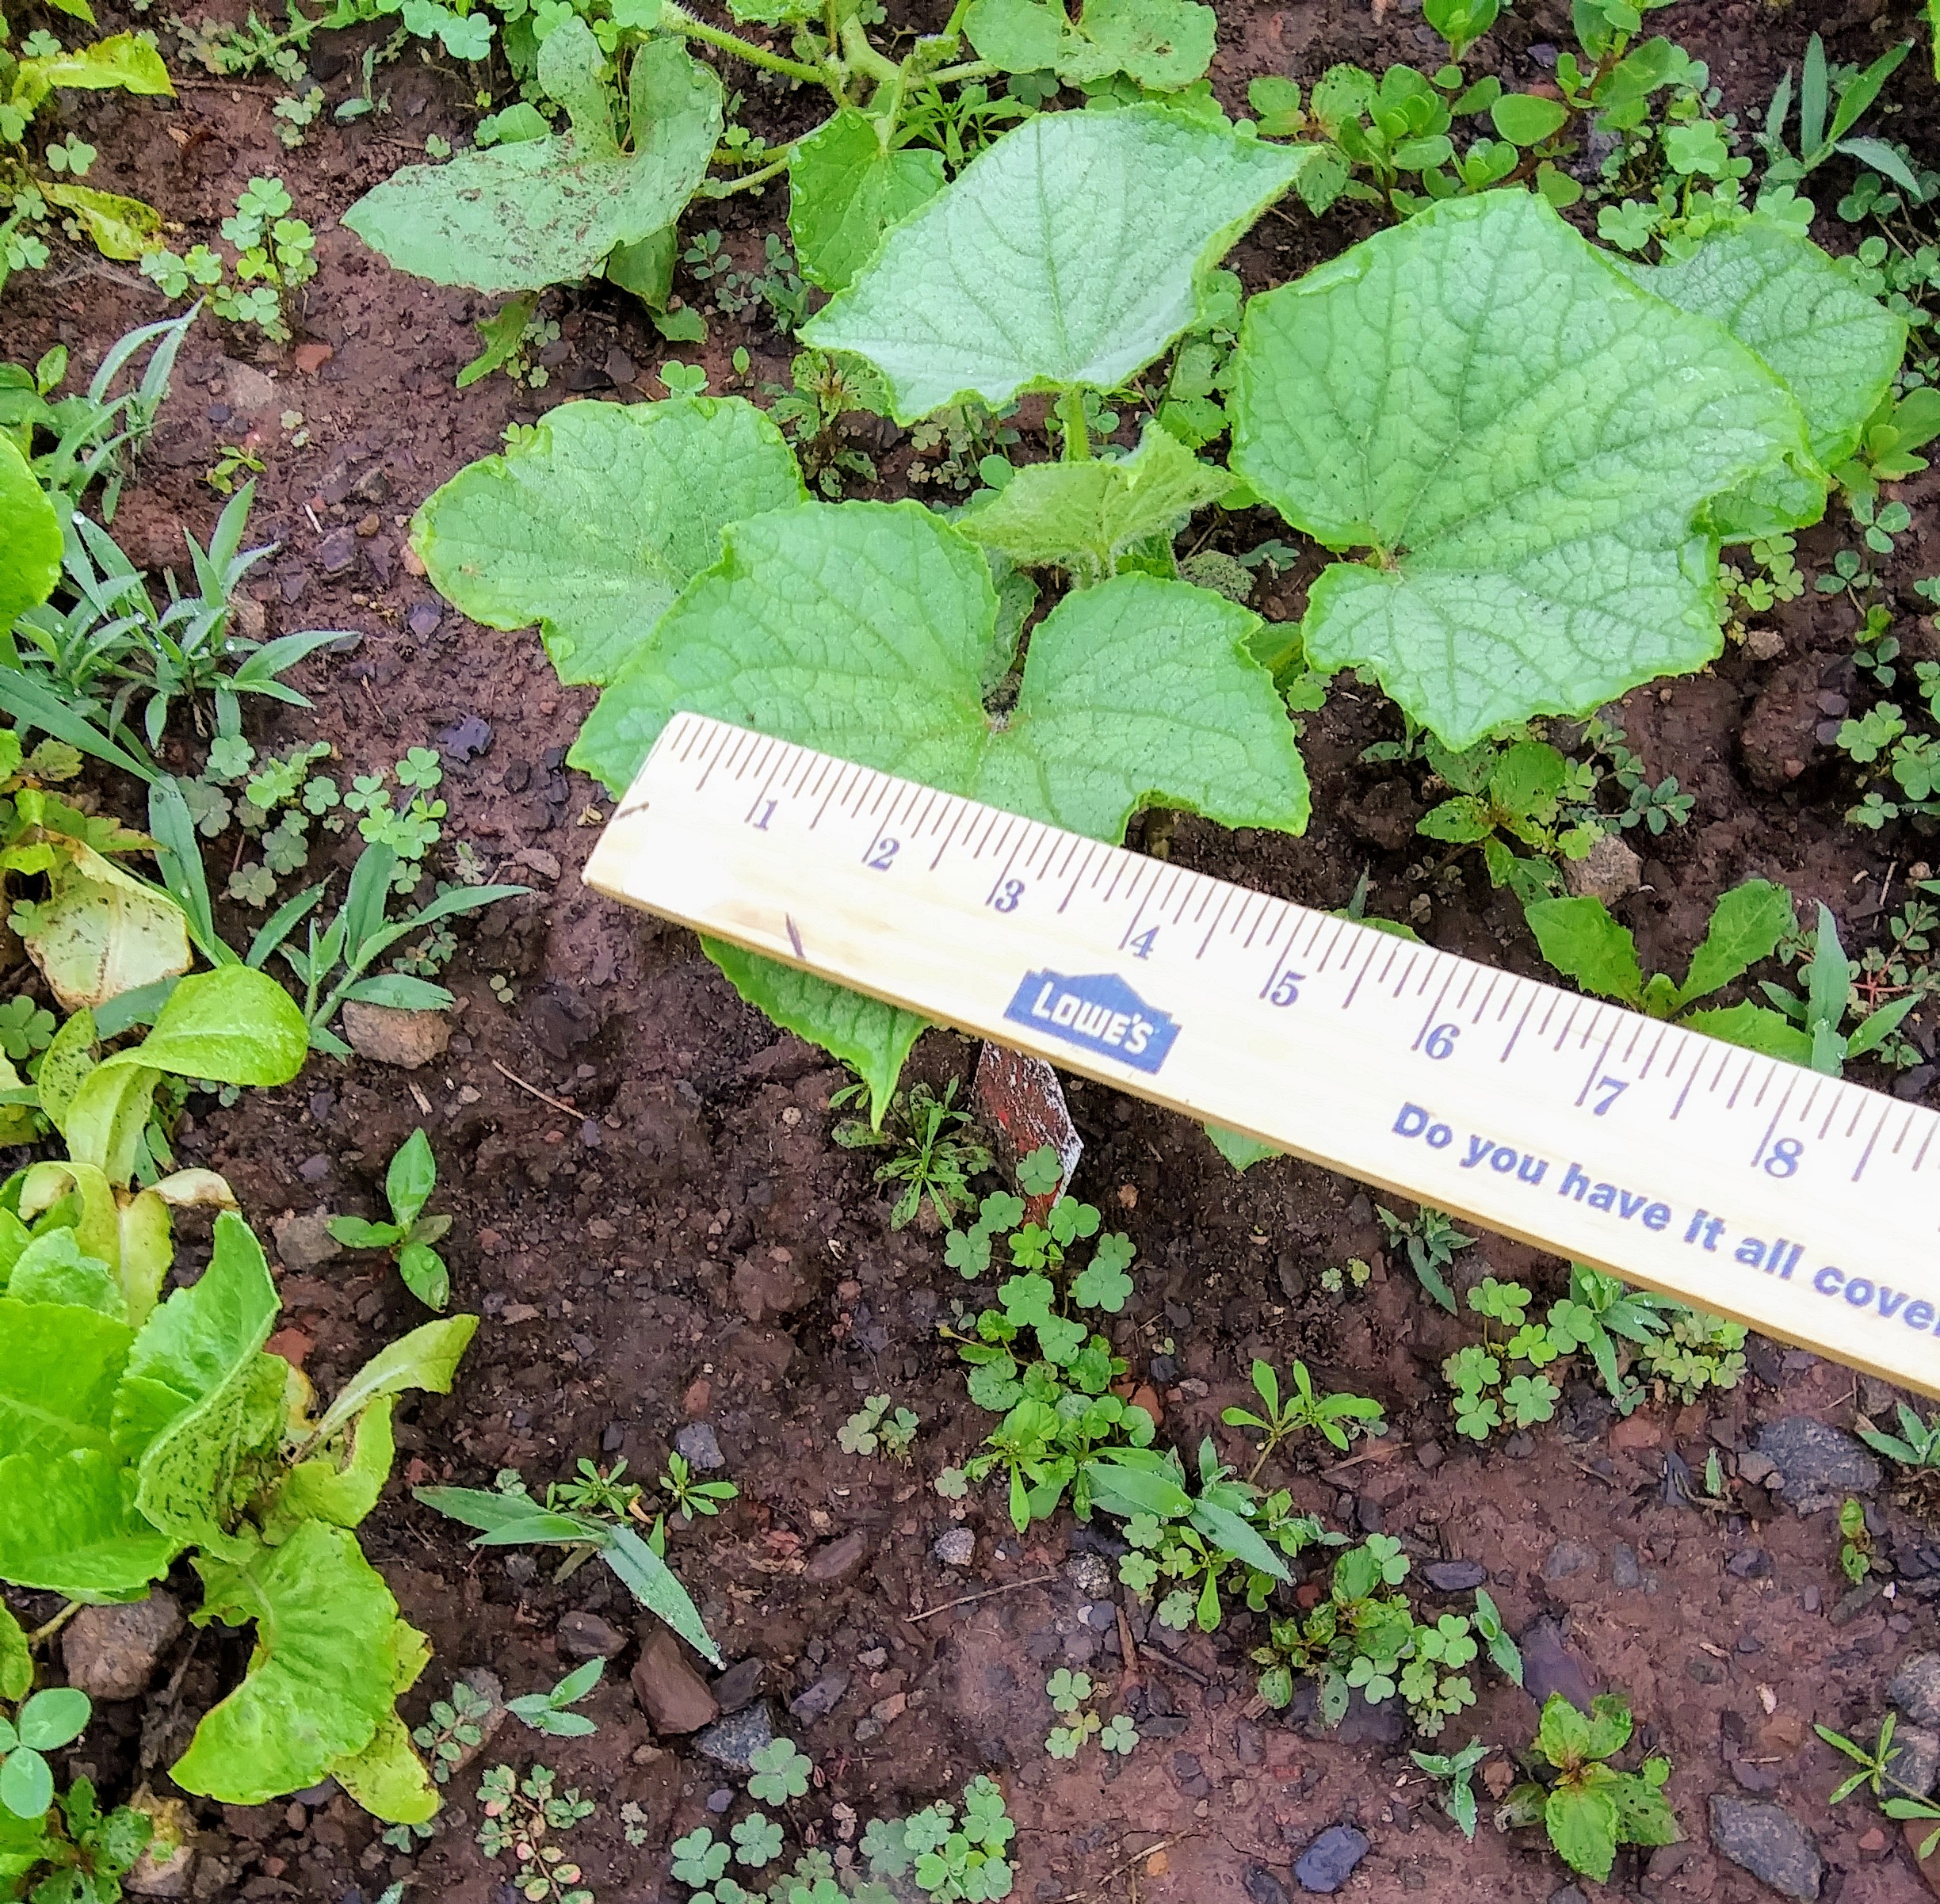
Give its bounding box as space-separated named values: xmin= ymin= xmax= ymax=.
xmin=1058 ymin=387 xmax=1090 ymax=460
xmin=926 ymin=56 xmax=998 ymax=83
xmin=700 ymin=151 xmax=793 ymax=197
xmin=659 ymin=2 xmax=829 ymax=87
xmin=27 ymin=1601 xmax=79 ymax=1646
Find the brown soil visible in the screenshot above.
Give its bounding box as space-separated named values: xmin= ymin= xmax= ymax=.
xmin=11 ymin=1 xmax=1940 ymax=1901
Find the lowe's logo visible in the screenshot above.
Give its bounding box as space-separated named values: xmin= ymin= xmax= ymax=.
xmin=1004 ymin=969 xmax=1179 ymax=1074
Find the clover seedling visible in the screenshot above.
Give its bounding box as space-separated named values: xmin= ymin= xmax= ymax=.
xmin=327 ymin=1127 xmax=453 ymax=1309
xmin=840 ymin=1393 xmax=921 ymax=1460
xmin=0 ymin=1687 xmax=90 ymax=1818
xmin=747 ymin=1738 xmax=811 ymax=1805
xmin=506 ymin=1658 xmax=603 ymax=1739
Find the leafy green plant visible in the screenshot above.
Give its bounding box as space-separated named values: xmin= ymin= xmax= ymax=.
xmin=0 ymin=1742 xmax=152 ymax=1904
xmin=1411 ymin=1738 xmax=1488 ymax=1840
xmin=1232 ymin=191 xmax=1858 ymax=747
xmin=1499 ymin=1695 xmax=1677 ymax=1881
xmin=747 ymin=1738 xmax=810 ymax=1807
xmin=507 ymin=1660 xmax=603 ymax=1740
xmin=417 ymin=1466 xmax=721 ymax=1669
xmin=831 ymin=1077 xmax=991 ymax=1229
xmin=1754 ymin=902 xmax=1919 ymax=1076
xmin=1524 ymin=879 xmax=1801 ymax=1053
xmin=1221 ymin=1357 xmax=1385 ymax=1466
xmin=139 ymin=177 xmax=317 ymax=342
xmin=839 ymin=1392 xmax=919 ymax=1460
xmin=0 ymin=1685 xmax=88 ymax=1820
xmin=1757 ymin=35 xmax=1915 ymax=197
xmin=659 ymin=1451 xmax=738 ymax=1523
xmin=1838 ymin=1496 xmax=1876 ymax=1586
xmin=0 ymin=1122 xmax=479 ymax=1826
xmin=0 ymin=26 xmax=174 ymax=296
xmin=327 ymin=1128 xmax=454 ymax=1309
xmin=1415 ymin=735 xmax=1602 ymax=905
xmin=1817 ymin=1711 xmax=1940 ymax=1858
xmin=411 ymin=1678 xmax=493 ymax=1786
xmin=1856 ymin=1402 xmax=1940 ymax=1469
xmin=1833 ymin=385 xmax=1940 ymax=504
xmin=1375 ymin=1204 xmax=1473 ymax=1314
xmin=477 ymin=1762 xmax=594 ymax=1904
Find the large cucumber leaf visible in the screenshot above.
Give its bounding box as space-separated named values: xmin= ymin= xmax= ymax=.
xmin=964 ymin=0 xmax=1215 ymax=90
xmin=0 ymin=436 xmax=60 ymax=636
xmin=413 ymin=399 xmax=806 ymax=688
xmin=572 ymin=499 xmax=1304 ymax=1117
xmin=1230 ymin=189 xmax=1811 ymax=748
xmin=803 ymin=108 xmax=1318 ymax=422
xmin=342 ymin=25 xmax=720 ymax=294
xmin=1627 ymin=214 xmax=1905 ymax=537
xmin=172 ymin=1520 xmax=429 ymax=1810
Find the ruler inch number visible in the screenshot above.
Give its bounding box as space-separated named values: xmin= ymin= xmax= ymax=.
xmin=585 ymin=714 xmax=1940 ymax=1399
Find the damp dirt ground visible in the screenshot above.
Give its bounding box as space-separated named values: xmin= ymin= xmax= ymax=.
xmin=11 ymin=1 xmax=1940 ymax=1900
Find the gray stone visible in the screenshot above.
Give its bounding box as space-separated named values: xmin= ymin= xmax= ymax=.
xmin=805 ymin=1531 xmax=868 ymax=1584
xmin=556 ymin=1611 xmax=625 ymax=1660
xmin=1521 ymin=1617 xmax=1599 ymax=1714
xmin=1888 ymin=1722 xmax=1940 ymax=1799
xmin=1610 ymin=1543 xmax=1642 ymax=1590
xmin=933 ymin=1528 xmax=976 ymax=1568
xmin=1294 ymin=1826 xmax=1369 ymax=1894
xmin=1755 ymin=1417 xmax=1881 ymax=1513
xmin=1064 ymin=1551 xmax=1113 ymax=1599
xmin=1422 ymin=1560 xmax=1486 ymax=1592
xmin=710 ymin=1658 xmax=765 ymax=1714
xmin=693 ymin=1701 xmax=774 ymax=1773
xmin=269 ymin=1211 xmax=342 ymax=1273
xmin=788 ymin=1669 xmax=850 ymax=1723
xmin=1892 ymin=1652 xmax=1940 ymax=1730
xmin=62 ymin=1593 xmax=183 ymax=1700
xmin=674 ymin=1422 xmax=724 ymax=1471
xmin=1243 ymin=1864 xmax=1290 ymax=1904
xmin=1548 ymin=1889 xmax=1589 ymax=1904
xmin=1544 ymin=1540 xmax=1598 ymax=1582
xmin=315 ymin=525 xmax=361 ymax=576
xmin=1709 ymin=1796 xmax=1824 ymax=1900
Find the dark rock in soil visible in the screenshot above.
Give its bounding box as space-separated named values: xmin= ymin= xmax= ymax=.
xmin=1520 ymin=1617 xmax=1599 ymax=1714
xmin=1542 ymin=1540 xmax=1598 ymax=1582
xmin=674 ymin=1421 xmax=724 ymax=1471
xmin=1888 ymin=1721 xmax=1940 ymax=1799
xmin=788 ymin=1669 xmax=850 ymax=1723
xmin=692 ymin=1701 xmax=774 ymax=1772
xmin=804 ymin=1531 xmax=869 ymax=1584
xmin=1755 ymin=1417 xmax=1881 ymax=1513
xmin=556 ymin=1611 xmax=625 ymax=1660
xmin=631 ymin=1626 xmax=718 ymax=1735
xmin=1740 ymin=658 xmax=1828 ymax=792
xmin=1242 ymin=1863 xmax=1291 ymax=1904
xmin=1548 ymin=1888 xmax=1588 ymax=1904
xmin=1894 ymin=1653 xmax=1940 ymax=1730
xmin=62 ymin=1593 xmax=183 ymax=1700
xmin=1294 ymin=1825 xmax=1369 ymax=1894
xmin=1709 ymin=1795 xmax=1824 ymax=1900
xmin=711 ymin=1658 xmax=766 ymax=1714
xmin=1423 ymin=1560 xmax=1486 ymax=1591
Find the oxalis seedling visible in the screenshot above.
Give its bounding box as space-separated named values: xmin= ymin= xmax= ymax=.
xmin=328 ymin=1128 xmax=454 ymax=1309
xmin=1041 ymin=1669 xmax=1137 ymax=1761
xmin=839 ymin=1392 xmax=919 ymax=1460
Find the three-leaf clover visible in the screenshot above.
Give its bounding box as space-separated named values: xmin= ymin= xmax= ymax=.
xmin=1016 ymin=1145 xmax=1062 ymax=1195
xmin=0 ymin=1687 xmax=90 ymax=1818
xmin=1099 ymin=1714 xmax=1138 ymax=1755
xmin=731 ymin=1811 xmax=784 ymax=1868
xmin=671 ymin=1827 xmax=730 ymax=1886
xmin=327 ymin=1128 xmax=455 ymax=1309
xmin=1071 ymin=1232 xmax=1136 ymax=1313
xmin=747 ymin=1738 xmax=811 ymax=1804
xmin=0 ymin=996 xmax=54 ymax=1062
xmin=1045 ymin=1669 xmax=1091 ymax=1715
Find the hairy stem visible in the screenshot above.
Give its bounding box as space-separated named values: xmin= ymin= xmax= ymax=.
xmin=1058 ymin=386 xmax=1090 ymax=461
xmin=659 ymin=2 xmax=830 ymax=88
xmin=27 ymin=1601 xmax=80 ymax=1646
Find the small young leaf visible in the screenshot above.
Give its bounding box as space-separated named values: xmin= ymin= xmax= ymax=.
xmin=384 ymin=1130 xmax=437 ymax=1230
xmin=788 ymin=108 xmax=945 ymax=293
xmin=1673 ymin=879 xmax=1793 ymax=1008
xmin=1524 ymin=896 xmax=1645 ymax=1006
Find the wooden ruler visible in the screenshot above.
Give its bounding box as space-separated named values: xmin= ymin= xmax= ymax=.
xmin=585 ymin=712 xmax=1940 ymax=1400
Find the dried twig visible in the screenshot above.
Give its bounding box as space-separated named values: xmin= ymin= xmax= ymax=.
xmin=904 ymin=1572 xmax=1059 ymax=1624
xmin=1054 ymin=1829 xmax=1200 ymax=1903
xmin=491 ymin=1059 xmax=580 ymax=1118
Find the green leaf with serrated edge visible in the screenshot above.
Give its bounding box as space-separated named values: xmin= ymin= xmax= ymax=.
xmin=575 ymin=501 xmax=1307 ymax=837
xmin=1231 ymin=190 xmax=1809 ymax=749
xmin=1629 ymin=215 xmax=1906 ymax=536
xmin=1606 ymin=1765 xmax=1680 ymax=1847
xmin=315 ymin=1314 xmax=478 ymax=1442
xmin=7 ymin=1228 xmax=124 ymax=1319
xmin=1579 ymin=1692 xmax=1633 ymax=1761
xmin=1674 ymin=879 xmax=1793 ymax=1009
xmin=803 ymin=109 xmax=1318 ymax=423
xmin=1545 ymin=1782 xmax=1619 ymax=1882
xmin=1524 ymin=896 xmax=1644 ymax=1006
xmin=342 ymin=27 xmax=720 ymax=295
xmin=965 ymin=0 xmax=1214 ymax=90
xmin=1680 ymin=999 xmax=1812 ymax=1063
xmin=275 ymin=1397 xmax=394 ymax=1529
xmin=959 ymin=422 xmax=1230 ymax=581
xmin=415 ymin=399 xmax=806 ymax=688
xmin=703 ymin=940 xmax=925 ymax=1128
xmin=789 ymin=109 xmax=945 ymax=294
xmin=1205 ymin=1123 xmax=1279 ymax=1170
xmin=0 ymin=435 xmax=60 ymax=635
xmin=172 ymin=1521 xmax=424 ymax=1805
xmin=113 ymin=1212 xmax=281 ymax=1557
